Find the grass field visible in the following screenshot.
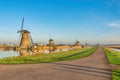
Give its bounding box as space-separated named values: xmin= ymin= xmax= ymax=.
xmin=104 ymin=48 xmax=120 ymax=80
xmin=0 ymin=47 xmax=98 ymax=64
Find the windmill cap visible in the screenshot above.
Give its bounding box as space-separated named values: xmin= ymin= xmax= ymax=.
xmin=22 ymin=30 xmax=30 ymax=33
xmin=49 ymin=39 xmax=54 ymax=41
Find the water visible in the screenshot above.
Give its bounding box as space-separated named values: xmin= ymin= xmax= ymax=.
xmin=0 ymin=48 xmax=70 ymax=59
xmin=112 ymin=48 xmax=120 ymax=52
xmin=0 ymin=50 xmax=20 ymax=59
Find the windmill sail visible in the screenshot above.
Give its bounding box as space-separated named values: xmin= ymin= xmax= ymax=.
xmin=49 ymin=34 xmax=52 ymax=40
xmin=21 ymin=17 xmax=24 ymax=30
xmin=17 ymin=17 xmax=24 ymax=33
xmin=30 ymin=34 xmax=33 ymax=44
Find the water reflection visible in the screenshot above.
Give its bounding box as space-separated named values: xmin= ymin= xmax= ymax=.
xmin=19 ymin=50 xmax=31 ymax=56
xmin=0 ymin=48 xmax=70 ymax=59
xmin=0 ymin=50 xmax=19 ymax=59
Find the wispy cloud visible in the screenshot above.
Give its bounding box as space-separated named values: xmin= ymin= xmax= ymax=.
xmin=108 ymin=21 xmax=120 ymax=28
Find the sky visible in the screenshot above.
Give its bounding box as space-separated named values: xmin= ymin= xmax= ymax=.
xmin=0 ymin=0 xmax=120 ymax=45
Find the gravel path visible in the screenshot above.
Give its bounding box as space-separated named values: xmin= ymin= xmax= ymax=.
xmin=0 ymin=48 xmax=111 ymax=80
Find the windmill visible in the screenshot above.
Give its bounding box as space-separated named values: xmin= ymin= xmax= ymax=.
xmin=85 ymin=42 xmax=89 ymax=48
xmin=49 ymin=34 xmax=55 ymax=53
xmin=17 ymin=17 xmax=33 ymax=49
xmin=49 ymin=34 xmax=55 ymax=47
xmin=75 ymin=41 xmax=80 ymax=46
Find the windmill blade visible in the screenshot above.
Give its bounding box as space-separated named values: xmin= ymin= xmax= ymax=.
xmin=21 ymin=17 xmax=24 ymax=30
xmin=17 ymin=30 xmax=21 ymax=33
xmin=18 ymin=33 xmax=22 ymax=46
xmin=30 ymin=34 xmax=33 ymax=45
xmin=49 ymin=34 xmax=52 ymax=40
xmin=17 ymin=18 xmax=24 ymax=33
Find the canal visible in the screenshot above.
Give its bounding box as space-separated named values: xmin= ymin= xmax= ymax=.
xmin=0 ymin=49 xmax=69 ymax=59
xmin=0 ymin=50 xmax=19 ymax=59
xmin=112 ymin=48 xmax=120 ymax=52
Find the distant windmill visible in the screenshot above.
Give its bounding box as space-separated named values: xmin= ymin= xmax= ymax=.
xmin=49 ymin=34 xmax=55 ymax=53
xmin=17 ymin=18 xmax=33 ymax=49
xmin=75 ymin=41 xmax=80 ymax=46
xmin=74 ymin=38 xmax=80 ymax=46
xmin=49 ymin=34 xmax=54 ymax=47
xmin=85 ymin=42 xmax=89 ymax=48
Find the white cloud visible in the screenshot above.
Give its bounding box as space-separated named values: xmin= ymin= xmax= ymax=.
xmin=108 ymin=21 xmax=120 ymax=28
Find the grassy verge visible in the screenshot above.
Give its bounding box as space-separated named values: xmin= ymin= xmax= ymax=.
xmin=0 ymin=47 xmax=98 ymax=64
xmin=104 ymin=48 xmax=120 ymax=80
xmin=112 ymin=70 xmax=120 ymax=80
xmin=104 ymin=48 xmax=120 ymax=65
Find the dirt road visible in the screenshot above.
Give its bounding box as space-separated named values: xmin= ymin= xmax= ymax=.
xmin=0 ymin=48 xmax=112 ymax=80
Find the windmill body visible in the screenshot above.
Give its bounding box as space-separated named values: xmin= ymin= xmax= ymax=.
xmin=20 ymin=30 xmax=31 ymax=49
xmin=49 ymin=38 xmax=56 ymax=53
xmin=49 ymin=39 xmax=54 ymax=47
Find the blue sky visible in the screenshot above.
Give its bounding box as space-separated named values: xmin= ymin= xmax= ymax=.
xmin=0 ymin=0 xmax=120 ymax=45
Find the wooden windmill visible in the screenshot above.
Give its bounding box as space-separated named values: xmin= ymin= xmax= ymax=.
xmin=75 ymin=41 xmax=80 ymax=46
xmin=49 ymin=35 xmax=55 ymax=46
xmin=17 ymin=18 xmax=33 ymax=49
xmin=49 ymin=34 xmax=55 ymax=53
xmin=85 ymin=42 xmax=89 ymax=48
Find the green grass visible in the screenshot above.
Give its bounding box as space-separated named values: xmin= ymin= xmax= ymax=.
xmin=104 ymin=48 xmax=120 ymax=80
xmin=0 ymin=47 xmax=98 ymax=64
xmin=104 ymin=48 xmax=120 ymax=65
xmin=112 ymin=70 xmax=120 ymax=80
